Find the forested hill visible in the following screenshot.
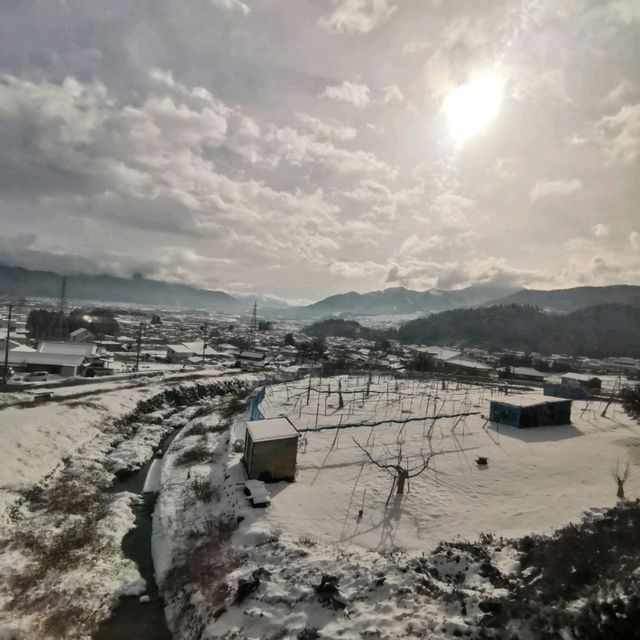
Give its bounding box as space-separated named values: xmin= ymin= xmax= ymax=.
xmin=397 ymin=304 xmax=640 ymax=358
xmin=304 ymin=318 xmax=384 ymax=341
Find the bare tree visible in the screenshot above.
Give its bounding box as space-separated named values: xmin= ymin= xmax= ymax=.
xmin=354 ymin=438 xmax=433 ymax=497
xmin=612 ymin=460 xmax=631 ymax=500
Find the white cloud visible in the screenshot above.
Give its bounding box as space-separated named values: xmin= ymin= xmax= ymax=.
xmin=321 ymin=81 xmax=371 ymax=109
xmin=530 ymin=178 xmax=583 ymax=202
xmin=591 ymin=223 xmax=610 ymax=238
xmin=319 ymin=0 xmax=397 ymax=34
xmin=596 ymin=103 xmax=640 ymax=164
xmin=209 ymin=0 xmax=250 ymax=15
xmin=295 ymin=112 xmax=357 ymax=141
xmin=630 ymin=231 xmax=640 ymax=250
xmin=379 ymin=84 xmax=404 ymax=105
xmin=432 ymin=193 xmax=474 ymax=229
xmin=263 ymin=125 xmax=395 ymax=176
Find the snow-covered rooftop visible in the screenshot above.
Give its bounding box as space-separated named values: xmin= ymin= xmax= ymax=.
xmin=491 ymin=394 xmax=571 ymax=408
xmin=247 ymin=417 xmax=298 ymax=442
xmin=561 ymin=373 xmax=602 ymax=382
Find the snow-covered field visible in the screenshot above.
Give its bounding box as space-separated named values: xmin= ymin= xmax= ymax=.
xmin=246 ymin=375 xmax=640 ymax=551
xmin=152 ymin=374 xmax=640 ymax=639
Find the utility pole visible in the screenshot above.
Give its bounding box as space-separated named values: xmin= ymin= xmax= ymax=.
xmin=134 ymin=321 xmax=143 ymax=372
xmin=3 ymin=304 xmax=13 ymax=385
xmin=58 ymin=275 xmax=67 ymax=340
xmin=248 ymin=301 xmax=258 ymax=344
xmin=201 ymin=321 xmax=208 ymax=365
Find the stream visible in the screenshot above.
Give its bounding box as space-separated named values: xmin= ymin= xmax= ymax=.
xmin=94 ymin=433 xmax=178 ymax=640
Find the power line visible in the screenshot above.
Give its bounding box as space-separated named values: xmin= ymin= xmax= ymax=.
xmin=3 ymin=303 xmax=13 ymax=385
xmin=58 ymin=275 xmax=67 ymax=339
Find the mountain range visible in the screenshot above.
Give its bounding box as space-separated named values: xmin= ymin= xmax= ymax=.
xmin=0 ymin=265 xmax=244 ymax=312
xmin=0 ymin=264 xmax=639 ymax=317
xmin=297 ymin=284 xmax=518 ymax=317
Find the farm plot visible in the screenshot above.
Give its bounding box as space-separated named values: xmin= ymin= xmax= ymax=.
xmin=238 ymin=374 xmax=640 ymax=552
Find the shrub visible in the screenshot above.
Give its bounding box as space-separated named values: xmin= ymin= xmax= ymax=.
xmin=175 ymin=439 xmax=211 ymax=466
xmin=191 ymin=478 xmax=218 ymax=502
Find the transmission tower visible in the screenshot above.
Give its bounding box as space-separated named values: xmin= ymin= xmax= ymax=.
xmin=58 ymin=275 xmax=67 ymax=339
xmin=248 ymin=301 xmax=258 ymax=344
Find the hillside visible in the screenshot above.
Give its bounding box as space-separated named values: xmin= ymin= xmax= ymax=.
xmin=300 ymin=284 xmax=518 ymax=317
xmin=304 ymin=318 xmax=384 ymax=341
xmin=0 ymin=264 xmax=244 ymax=311
xmin=398 ymin=303 xmax=640 ymax=357
xmin=488 ymin=285 xmax=640 ymax=313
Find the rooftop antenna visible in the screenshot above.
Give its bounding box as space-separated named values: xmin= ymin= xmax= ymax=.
xmin=248 ymin=300 xmax=258 ymax=344
xmin=58 ymin=275 xmax=67 ymax=339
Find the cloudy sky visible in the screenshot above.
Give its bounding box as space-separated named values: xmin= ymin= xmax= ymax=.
xmin=0 ymin=0 xmax=638 ymax=302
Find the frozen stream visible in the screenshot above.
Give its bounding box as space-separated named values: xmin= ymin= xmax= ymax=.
xmin=94 ymin=435 xmax=177 ymax=640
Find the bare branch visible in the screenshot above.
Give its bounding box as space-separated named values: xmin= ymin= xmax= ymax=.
xmin=353 ymin=438 xmax=402 ymax=473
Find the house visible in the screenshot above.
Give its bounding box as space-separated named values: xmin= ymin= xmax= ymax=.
xmin=69 ymin=327 xmax=95 ymax=343
xmin=166 ymin=344 xmax=195 ymax=363
xmin=239 ymin=350 xmax=266 ymax=369
xmin=7 ymin=351 xmax=90 ymax=377
xmin=33 ymin=341 xmax=112 ymax=374
xmin=499 ymin=367 xmax=548 ymax=383
xmin=561 ymin=373 xmax=602 ymax=391
xmin=490 ymin=396 xmax=572 ymax=428
xmin=243 ymin=417 xmax=299 ymax=482
xmin=423 ymin=347 xmax=493 ymax=377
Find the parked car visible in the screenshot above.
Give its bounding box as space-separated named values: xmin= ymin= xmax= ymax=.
xmin=25 ymin=371 xmax=48 ymax=382
xmin=243 ymin=480 xmax=271 ymax=508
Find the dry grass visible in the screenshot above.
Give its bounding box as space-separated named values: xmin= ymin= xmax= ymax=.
xmin=191 ymin=477 xmax=218 ymax=502
xmin=175 ymin=438 xmax=211 ymax=466
xmin=163 ymin=515 xmax=239 ymax=636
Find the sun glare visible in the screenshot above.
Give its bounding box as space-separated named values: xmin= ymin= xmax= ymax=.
xmin=442 ymin=74 xmax=504 ymax=144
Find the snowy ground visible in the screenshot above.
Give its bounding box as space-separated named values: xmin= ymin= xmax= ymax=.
xmin=244 ymin=375 xmax=640 ymax=551
xmin=151 ymin=374 xmax=640 ymax=639
xmin=0 ymin=369 xmax=234 ymax=522
xmin=0 ymin=370 xmax=260 ymax=639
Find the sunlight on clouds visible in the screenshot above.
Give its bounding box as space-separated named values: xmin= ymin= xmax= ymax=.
xmin=441 ymin=74 xmax=504 ymax=144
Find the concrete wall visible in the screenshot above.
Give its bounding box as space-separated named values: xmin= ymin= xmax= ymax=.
xmin=245 ymin=436 xmax=298 ymax=482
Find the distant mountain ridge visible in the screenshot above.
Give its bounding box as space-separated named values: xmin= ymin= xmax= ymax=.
xmin=486 ymin=285 xmax=640 ymax=313
xmin=299 ymin=284 xmax=519 ymax=317
xmin=1 ymin=263 xmax=639 ymax=317
xmin=0 ymin=264 xmax=244 ymax=311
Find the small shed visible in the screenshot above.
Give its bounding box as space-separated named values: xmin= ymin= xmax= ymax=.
xmin=243 ymin=417 xmax=299 ymax=482
xmin=561 ymin=373 xmax=602 ymax=391
xmin=490 ymin=396 xmax=572 ymax=428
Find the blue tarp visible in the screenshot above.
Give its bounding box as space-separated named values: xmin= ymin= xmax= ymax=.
xmin=249 ymin=386 xmax=265 ymax=420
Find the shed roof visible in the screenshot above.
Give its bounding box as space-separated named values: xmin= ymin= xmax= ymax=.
xmin=510 ymin=367 xmax=548 ymax=378
xmin=561 ymin=373 xmax=601 ymax=382
xmin=38 ymin=342 xmax=98 ymax=356
xmin=491 ymin=394 xmax=571 ymax=408
xmin=167 ymin=344 xmax=194 ymax=354
xmin=247 ymin=417 xmax=299 ymax=442
xmin=240 ymin=350 xmax=265 ymax=360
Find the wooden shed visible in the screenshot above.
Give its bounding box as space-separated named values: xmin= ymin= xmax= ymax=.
xmin=243 ymin=417 xmax=299 ymax=482
xmin=490 ymin=396 xmax=572 ymax=428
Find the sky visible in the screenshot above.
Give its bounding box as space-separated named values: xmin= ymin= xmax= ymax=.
xmin=0 ymin=0 xmax=638 ymax=303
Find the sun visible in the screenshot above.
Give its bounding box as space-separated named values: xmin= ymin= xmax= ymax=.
xmin=442 ymin=74 xmax=504 ymax=144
